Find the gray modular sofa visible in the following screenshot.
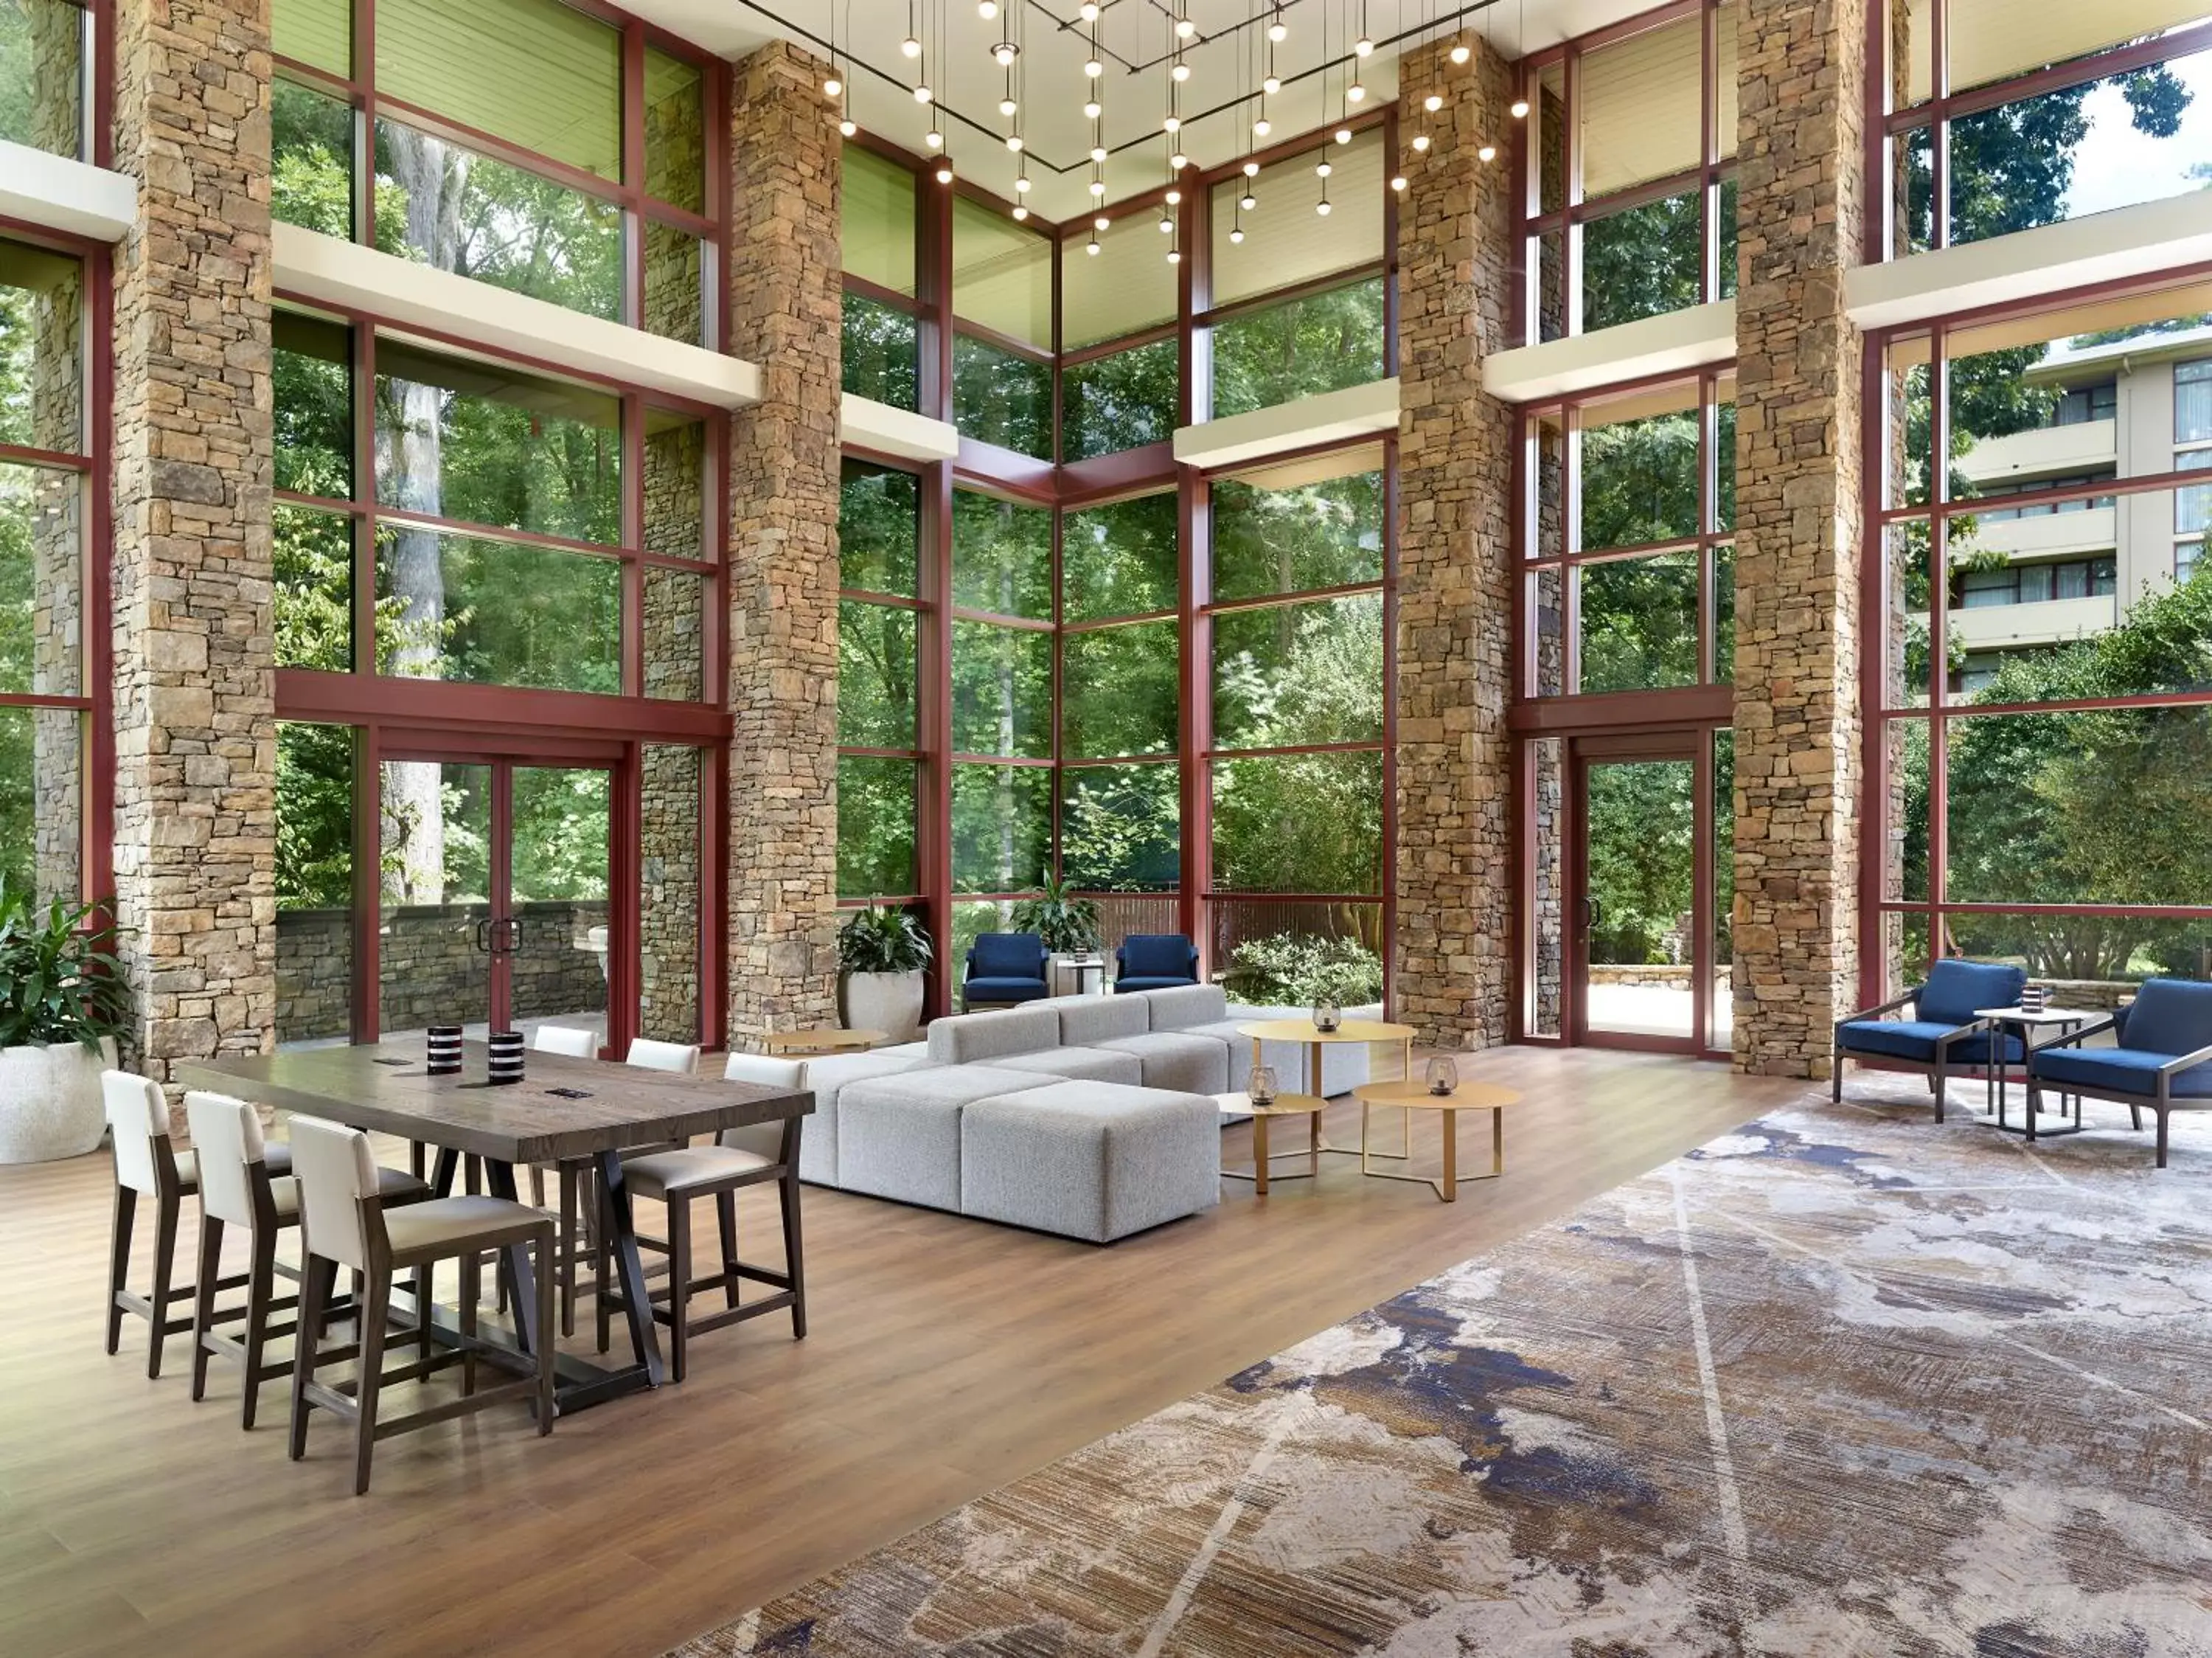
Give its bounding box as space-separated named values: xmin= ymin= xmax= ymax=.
xmin=768 ymin=985 xmax=1377 ymax=1243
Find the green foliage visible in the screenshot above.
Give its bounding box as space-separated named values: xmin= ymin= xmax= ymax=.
xmin=952 ymin=335 xmax=1051 ymax=459
xmin=838 ymin=903 xmax=933 ymax=975
xmin=277 ymin=722 xmax=354 ymax=909
xmin=272 ymin=77 xmax=352 ymax=237
xmin=1579 ymin=553 xmax=1699 ymax=693
xmin=1063 ymin=493 xmax=1176 ymax=622
xmin=1063 ymin=621 xmax=1178 ymax=759
xmin=1225 ymin=932 xmax=1382 ymax=1007
xmin=0 ymin=884 xmax=129 ymax=1050
xmin=1212 ymin=277 xmax=1385 ymax=420
xmin=842 ymin=294 xmax=919 ymax=413
xmin=1582 ymin=189 xmax=1700 ymax=333
xmin=838 ymin=756 xmax=917 ymax=899
xmin=1009 ymin=875 xmax=1101 ymax=954
xmin=1584 ymin=759 xmax=1694 ymax=966
xmin=1060 ymin=763 xmax=1180 ymax=892
xmin=1062 ymin=339 xmax=1178 ymax=461
xmin=1212 ymin=470 xmax=1382 ymax=600
xmin=840 ymin=459 xmax=919 ymax=597
xmin=838 ymin=601 xmax=917 ymax=749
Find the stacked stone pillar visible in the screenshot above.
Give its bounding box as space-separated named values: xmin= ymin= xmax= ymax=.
xmin=108 ymin=0 xmax=277 ymax=1078
xmin=1730 ymin=0 xmax=1871 ymax=1075
xmin=1393 ymin=35 xmax=1518 ymax=1050
xmin=723 ymin=41 xmax=841 ymax=1042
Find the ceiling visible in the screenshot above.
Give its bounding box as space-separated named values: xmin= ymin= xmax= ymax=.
xmin=622 ymin=0 xmax=1662 ymax=220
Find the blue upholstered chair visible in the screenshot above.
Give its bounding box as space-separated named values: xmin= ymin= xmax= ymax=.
xmin=2027 ymin=977 xmax=2212 ymax=1168
xmin=961 ymin=932 xmax=1050 ymax=1011
xmin=1113 ymin=934 xmax=1199 ymax=993
xmin=1832 ymin=958 xmax=2027 ymax=1120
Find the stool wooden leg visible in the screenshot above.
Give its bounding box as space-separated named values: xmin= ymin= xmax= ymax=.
xmin=240 ymin=1226 xmax=275 ymax=1430
xmin=558 ymin=1162 xmax=580 ymax=1336
xmin=781 ymin=1168 xmax=807 ymax=1341
xmin=353 ymin=1271 xmax=389 ymax=1496
xmin=534 ymin=1232 xmax=556 ymax=1435
xmin=459 ymin=1250 xmax=479 ymax=1397
xmin=594 ymin=1182 xmax=613 ymax=1356
xmin=716 ymin=1192 xmax=740 ymax=1311
xmin=190 ymin=1215 xmax=223 ymax=1401
xmin=289 ymin=1260 xmax=325 ymax=1463
xmin=146 ymin=1188 xmax=180 ymax=1379
xmin=414 ymin=1263 xmax=433 ymax=1360
xmin=106 ymin=1185 xmax=136 ymax=1355
xmin=667 ymin=1197 xmax=691 ymax=1384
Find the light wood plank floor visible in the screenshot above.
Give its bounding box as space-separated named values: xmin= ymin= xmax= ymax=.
xmin=0 ymin=1046 xmax=1806 ymax=1658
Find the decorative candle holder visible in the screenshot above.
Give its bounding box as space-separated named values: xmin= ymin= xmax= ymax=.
xmin=2020 ymin=983 xmax=2048 ymax=1015
xmin=425 ymin=1025 xmax=464 ymax=1076
xmin=1426 ymin=1056 xmax=1458 ymax=1097
xmin=486 ymin=1030 xmax=526 ymax=1086
xmin=1248 ymin=1065 xmax=1278 ymax=1109
xmin=1312 ymin=999 xmax=1341 ymax=1034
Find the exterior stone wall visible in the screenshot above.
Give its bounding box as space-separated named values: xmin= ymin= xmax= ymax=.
xmin=723 ymin=40 xmax=841 ymax=1043
xmin=1730 ymin=0 xmax=1870 ymax=1077
xmin=108 ymin=0 xmax=277 ymax=1078
xmin=1394 ymin=35 xmax=1518 ymax=1050
xmin=639 ymin=414 xmax=706 ymax=1042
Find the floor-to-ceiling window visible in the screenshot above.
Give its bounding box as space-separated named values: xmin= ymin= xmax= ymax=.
xmin=837 ymin=457 xmax=926 ymax=913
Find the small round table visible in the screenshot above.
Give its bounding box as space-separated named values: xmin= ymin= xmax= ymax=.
xmin=1214 ymin=1090 xmax=1327 ymax=1196
xmin=1972 ymin=1005 xmax=2096 ymax=1137
xmin=1349 ymin=1079 xmax=1523 ymax=1201
xmin=1237 ymin=1017 xmax=1416 ymax=1097
xmin=759 ymin=1027 xmax=886 ymax=1057
xmin=1065 ymin=957 xmax=1105 ymax=996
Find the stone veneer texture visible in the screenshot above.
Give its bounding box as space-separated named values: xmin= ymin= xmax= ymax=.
xmin=724 ymin=40 xmax=841 ymax=1041
xmin=1394 ymin=35 xmax=1517 ymax=1051
xmin=1730 ymin=0 xmax=1869 ymax=1077
xmin=108 ymin=0 xmax=278 ymax=1075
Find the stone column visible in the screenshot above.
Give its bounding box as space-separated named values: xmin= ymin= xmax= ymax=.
xmin=1394 ymin=35 xmax=1517 ymax=1050
xmin=107 ymin=0 xmax=277 ymax=1079
xmin=1730 ymin=0 xmax=1871 ymax=1075
xmin=723 ymin=41 xmax=841 ymax=1041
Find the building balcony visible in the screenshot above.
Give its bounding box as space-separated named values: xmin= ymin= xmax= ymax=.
xmin=1948 ymin=504 xmax=2116 ymax=561
xmin=1957 ymin=419 xmax=2117 ymax=488
xmin=1910 ymin=593 xmax=2118 ymax=654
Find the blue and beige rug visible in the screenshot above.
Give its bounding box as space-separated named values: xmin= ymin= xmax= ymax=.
xmin=674 ymin=1083 xmax=2212 ymax=1656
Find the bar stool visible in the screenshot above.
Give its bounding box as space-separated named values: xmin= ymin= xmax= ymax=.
xmin=288 ymin=1114 xmax=557 ymax=1495
xmin=530 ymin=1024 xmax=601 ymax=1333
xmin=625 ymin=1038 xmax=700 ymax=1075
xmin=596 ymin=1052 xmax=806 ymax=1381
xmin=102 ymin=1069 xmax=289 ymax=1379
xmin=183 ymin=1090 xmax=431 ymax=1429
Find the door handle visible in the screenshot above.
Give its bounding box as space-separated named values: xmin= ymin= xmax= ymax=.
xmin=475 ymin=917 xmax=493 ymax=954
xmin=1581 ymin=895 xmax=1603 ymax=932
xmin=492 ymin=917 xmax=523 ymax=956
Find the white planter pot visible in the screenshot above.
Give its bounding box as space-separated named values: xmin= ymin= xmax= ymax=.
xmin=0 ymin=1036 xmax=121 ymax=1165
xmin=841 ymin=971 xmax=925 ymax=1043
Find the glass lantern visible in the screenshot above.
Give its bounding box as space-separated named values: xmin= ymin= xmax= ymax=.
xmin=1426 ymin=1055 xmax=1458 ymax=1097
xmin=1312 ymin=999 xmax=1341 ymax=1033
xmin=1248 ymin=1064 xmax=1279 ymax=1109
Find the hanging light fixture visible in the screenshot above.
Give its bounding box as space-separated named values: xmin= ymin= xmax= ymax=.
xmin=1510 ymin=0 xmax=1531 ymax=117
xmin=1390 ymin=172 xmax=1407 ymax=190
xmin=1450 ymin=40 xmax=1470 ymax=64
xmin=1268 ymin=5 xmax=1287 ymax=43
xmin=978 ymin=0 xmax=996 ymax=16
xmin=901 ymin=0 xmax=920 ymax=56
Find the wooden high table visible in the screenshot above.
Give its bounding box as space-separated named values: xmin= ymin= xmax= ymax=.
xmin=177 ymin=1040 xmax=812 ymax=1412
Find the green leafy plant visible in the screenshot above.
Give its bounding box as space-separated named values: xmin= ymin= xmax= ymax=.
xmin=1224 ymin=932 xmax=1383 ymax=1008
xmin=837 ymin=904 xmax=933 ymax=976
xmin=0 ymin=886 xmax=132 ymax=1052
xmin=1009 ymin=875 xmax=1102 ymax=954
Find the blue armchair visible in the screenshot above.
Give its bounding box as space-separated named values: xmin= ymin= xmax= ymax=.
xmin=1113 ymin=933 xmax=1199 ymax=994
xmin=2027 ymin=977 xmax=2212 ymax=1167
xmin=962 ymin=932 xmax=1050 ymax=1011
xmin=1832 ymin=958 xmax=2027 ymax=1120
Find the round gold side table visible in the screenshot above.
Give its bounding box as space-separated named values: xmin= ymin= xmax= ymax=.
xmin=759 ymin=1027 xmax=886 ymax=1056
xmin=1213 ymin=1091 xmax=1327 ymax=1196
xmin=1349 ymin=1079 xmax=1523 ymax=1201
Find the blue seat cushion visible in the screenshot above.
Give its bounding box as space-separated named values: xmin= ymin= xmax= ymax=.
xmin=2031 ymin=1044 xmax=2212 ymax=1100
xmin=1116 ymin=974 xmax=1197 ymax=993
xmin=1837 ymin=1020 xmax=2022 ymax=1065
xmin=2117 ymin=978 xmax=2212 ymax=1058
xmin=1914 ymin=959 xmax=2028 ymax=1027
xmin=965 ymin=976 xmax=1048 ymax=1003
xmin=1119 ymin=934 xmax=1197 ymax=980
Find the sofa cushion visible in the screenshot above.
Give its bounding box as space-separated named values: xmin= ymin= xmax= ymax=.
xmin=1913 ymin=959 xmax=2026 ymax=1027
xmin=1118 ymin=934 xmax=1197 ymax=982
xmin=928 ymin=1005 xmax=1062 ymax=1065
xmin=1837 ymin=1020 xmax=2020 ymax=1066
xmin=1099 ymin=1030 xmax=1231 ymax=1094
xmin=970 ymin=932 xmax=1048 ymax=977
xmin=963 ymin=976 xmax=1049 ymax=1005
xmin=992 ymin=1047 xmax=1145 ymax=1086
xmin=835 ymin=1064 xmax=1043 ymax=1210
xmin=1057 ymin=995 xmax=1152 ymax=1047
xmin=1118 ymin=976 xmax=1197 ymax=994
xmin=2117 ymin=977 xmax=2212 ymax=1060
xmin=787 ymin=1051 xmax=939 ymax=1186
xmin=2032 ymin=1044 xmax=2212 ymax=1100
xmin=960 ymin=1081 xmax=1221 ymax=1242
xmin=1141 ymin=983 xmax=1229 ymax=1030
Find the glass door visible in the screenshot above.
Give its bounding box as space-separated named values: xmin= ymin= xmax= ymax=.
xmin=506 ymin=765 xmax=613 ymax=1050
xmin=379 ymin=757 xmax=495 ymax=1041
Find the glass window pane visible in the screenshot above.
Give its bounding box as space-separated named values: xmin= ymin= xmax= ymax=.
xmin=274 ymin=310 xmax=352 ymax=499
xmin=840 ymin=600 xmax=919 ymax=749
xmin=950 ymin=621 xmax=1050 ymax=757
xmin=505 ymin=765 xmax=611 ymax=1030
xmin=640 ymin=743 xmax=703 ymax=1041
xmin=841 ymin=459 xmax=919 ymax=597
xmin=1579 ymin=384 xmax=1702 ymax=551
xmin=1714 ymin=541 xmax=1735 ymax=681
xmin=1062 ymin=339 xmax=1177 ymax=462
xmin=0 ymin=703 xmax=78 ymax=905
xmin=0 ymin=236 xmax=82 ymax=454
xmin=952 ymin=196 xmax=1051 ymax=349
xmin=1212 ymin=898 xmax=1385 ymax=1005
xmin=275 ymin=721 xmax=353 ymax=1046
xmin=641 ymin=566 xmax=703 ymax=701
xmin=953 ymin=334 xmax=1051 ymax=458
xmin=953 ymin=489 xmax=1050 ymax=617
xmin=0 ymin=459 xmax=80 ymax=696
xmin=1578 ymin=551 xmax=1700 ymax=693
xmin=1213 ymin=595 xmax=1384 ymax=749
xmin=1938 ymin=910 xmax=2183 ymax=993
xmin=1063 ymin=620 xmax=1178 ymax=759
xmin=376 ymin=0 xmax=619 ymax=178
xmin=2177 ymin=361 xmax=2212 ymax=445
xmin=0 ymin=0 xmax=83 ymax=159
xmin=1939 ymin=0 xmax=2210 ymax=99
xmin=1064 ymin=492 xmax=1177 ymax=622
xmin=641 ymin=225 xmax=704 ymax=347
xmin=375 ymin=529 xmax=620 ymax=693
xmin=375 ymin=340 xmax=621 ymax=546
xmin=643 ymin=46 xmax=705 ymax=213
xmin=1211 ymin=277 xmax=1385 ymax=420
xmin=1579 ymin=13 xmax=1702 ymax=198
xmin=1582 ymin=189 xmax=1702 ymax=332
xmin=1212 ymin=751 xmax=1382 ymax=893
xmin=272 ymin=76 xmax=353 ymax=237
xmin=1211 ymin=461 xmax=1383 ymax=602
xmin=1716 ymin=1 xmax=1739 ymax=159
xmin=1062 ymin=762 xmax=1180 ymax=892
xmin=838 ymin=756 xmax=918 ymax=898
xmin=843 ymin=145 xmax=918 ymax=296
xmin=643 ymin=411 xmax=705 ymax=563
xmin=274 ymin=0 xmax=348 ymax=77
xmin=274 ymin=502 xmax=352 ymax=673
xmin=1210 ymin=127 xmax=1385 ymax=308
xmin=952 ymin=764 xmax=1051 ymax=892
xmin=844 ymin=294 xmax=919 ymax=412
xmin=1062 ymin=215 xmax=1178 ymax=350
xmin=374 ymin=119 xmax=622 ymax=322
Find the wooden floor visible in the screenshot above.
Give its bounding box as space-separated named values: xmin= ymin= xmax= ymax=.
xmin=0 ymin=1046 xmax=1806 ymax=1658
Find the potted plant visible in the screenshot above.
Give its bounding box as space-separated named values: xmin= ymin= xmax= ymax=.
xmin=1010 ymin=875 xmax=1103 ymax=996
xmin=0 ymin=887 xmax=132 ymax=1165
xmin=837 ymin=904 xmax=932 ymax=1041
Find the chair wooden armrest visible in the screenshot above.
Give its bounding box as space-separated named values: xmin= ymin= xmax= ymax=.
xmin=2034 ymin=1013 xmax=2118 ymax=1052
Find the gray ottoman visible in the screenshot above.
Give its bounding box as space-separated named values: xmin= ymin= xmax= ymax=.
xmin=790 ymin=1051 xmax=939 ymax=1186
xmin=961 ymin=1081 xmax=1221 ymax=1243
xmin=837 ymin=1065 xmax=1043 ymax=1211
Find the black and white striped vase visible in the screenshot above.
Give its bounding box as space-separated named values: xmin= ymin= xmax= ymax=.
xmin=425 ymin=1025 xmax=465 ymax=1075
xmin=486 ymin=1030 xmax=526 ymax=1086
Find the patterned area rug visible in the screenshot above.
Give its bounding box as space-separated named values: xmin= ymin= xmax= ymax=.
xmin=672 ymin=1083 xmax=2212 ymax=1657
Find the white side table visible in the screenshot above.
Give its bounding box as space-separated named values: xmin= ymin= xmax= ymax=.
xmin=1973 ymin=1005 xmax=2097 ymax=1135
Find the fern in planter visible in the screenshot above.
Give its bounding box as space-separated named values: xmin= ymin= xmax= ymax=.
xmin=0 ymin=886 xmax=132 ymax=1052
xmin=1009 ymin=876 xmax=1101 ymax=956
xmin=837 ymin=904 xmax=933 ymax=975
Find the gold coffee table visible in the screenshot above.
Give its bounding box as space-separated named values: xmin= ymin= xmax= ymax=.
xmin=759 ymin=1027 xmax=886 ymax=1056
xmin=1350 ymin=1078 xmax=1523 ymax=1201
xmin=1238 ymin=1019 xmax=1416 ymax=1153
xmin=1214 ymin=1091 xmax=1326 ymax=1196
